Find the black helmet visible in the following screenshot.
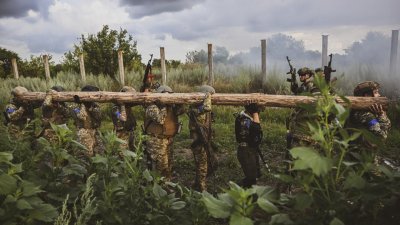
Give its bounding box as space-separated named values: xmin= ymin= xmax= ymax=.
xmin=51 ymin=85 xmax=65 ymax=92
xmin=81 ymin=85 xmax=100 ymax=92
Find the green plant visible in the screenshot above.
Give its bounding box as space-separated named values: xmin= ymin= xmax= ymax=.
xmin=0 ymin=151 xmax=58 ymax=224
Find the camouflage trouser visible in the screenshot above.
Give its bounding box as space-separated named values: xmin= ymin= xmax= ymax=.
xmin=116 ymin=130 xmax=135 ymax=151
xmin=8 ymin=122 xmax=36 ymax=148
xmin=191 ymin=136 xmax=208 ymax=191
xmin=77 ymin=128 xmax=105 ymax=157
xmin=145 ymin=135 xmax=174 ymax=180
xmin=42 ymin=128 xmax=59 ymax=145
xmin=237 ymin=144 xmax=259 ymax=188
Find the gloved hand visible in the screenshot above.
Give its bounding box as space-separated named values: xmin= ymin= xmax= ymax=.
xmin=246 ymin=103 xmax=260 ymax=114
xmin=73 ymin=95 xmax=81 ymax=104
xmin=155 ymin=99 xmax=165 ymax=108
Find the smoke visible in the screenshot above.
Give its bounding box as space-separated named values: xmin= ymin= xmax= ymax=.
xmin=190 ymin=31 xmax=400 ymax=96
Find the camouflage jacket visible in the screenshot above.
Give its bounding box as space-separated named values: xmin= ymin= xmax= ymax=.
xmin=291 ymin=77 xmax=320 ymax=96
xmin=41 ymin=94 xmax=70 ymax=128
xmin=5 ymin=100 xmax=35 ymax=128
xmin=144 ymin=104 xmax=184 ymax=136
xmin=72 ymin=103 xmax=102 ymax=129
xmin=111 ymin=104 xmax=136 ymax=132
xmin=188 ymin=94 xmax=212 ymax=132
xmin=288 ymin=77 xmax=321 ymax=138
xmin=350 ymin=111 xmax=391 ymax=139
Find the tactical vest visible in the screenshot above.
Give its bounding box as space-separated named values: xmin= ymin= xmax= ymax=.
xmin=235 ymin=112 xmax=262 ymax=147
xmin=145 ymin=106 xmax=179 ymax=137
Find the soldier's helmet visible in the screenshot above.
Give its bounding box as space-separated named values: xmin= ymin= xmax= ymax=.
xmin=81 ymin=85 xmax=100 ymax=92
xmin=156 ymin=85 xmax=173 ymax=93
xmin=11 ymin=86 xmax=28 ymax=96
xmin=51 ymin=85 xmax=65 ymax=92
xmin=196 ymin=85 xmax=216 ymax=94
xmin=120 ymin=86 xmax=136 ymax=92
xmin=353 ymin=81 xmax=380 ymax=96
xmin=298 ymin=67 xmax=314 ymax=76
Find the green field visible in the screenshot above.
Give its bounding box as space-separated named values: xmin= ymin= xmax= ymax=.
xmin=1 ymin=67 xmax=399 ymax=225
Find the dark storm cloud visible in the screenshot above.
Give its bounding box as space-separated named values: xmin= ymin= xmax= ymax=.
xmin=0 ymin=0 xmax=53 ymax=18
xmin=134 ymin=0 xmax=400 ymax=41
xmin=119 ymin=0 xmax=205 ymax=18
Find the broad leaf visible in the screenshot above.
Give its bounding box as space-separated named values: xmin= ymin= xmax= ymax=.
xmin=143 ymin=169 xmax=153 ymax=182
xmin=257 ymin=197 xmax=279 ymax=214
xmin=28 ymin=203 xmax=58 ymax=222
xmin=202 ymin=192 xmax=231 ymax=218
xmin=16 ymin=199 xmax=33 ymax=210
xmin=153 ymin=183 xmax=167 ymax=199
xmin=0 ymin=174 xmax=17 ymax=195
xmin=269 ymin=213 xmax=294 ymax=225
xmin=230 ymin=213 xmax=253 ymax=225
xmin=330 ymin=217 xmax=345 ymax=225
xmin=170 ymin=201 xmax=186 ymax=210
xmin=22 ymin=181 xmax=43 ymax=197
xmin=91 ymin=155 xmax=108 ymax=165
xmin=291 ymin=147 xmax=332 ymax=176
xmin=343 ymin=173 xmax=366 ymax=190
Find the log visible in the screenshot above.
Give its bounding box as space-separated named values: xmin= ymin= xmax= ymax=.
xmin=15 ymin=91 xmax=389 ymax=110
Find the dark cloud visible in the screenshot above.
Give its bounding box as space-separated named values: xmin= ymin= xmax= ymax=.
xmin=119 ymin=0 xmax=205 ymax=18
xmin=0 ymin=0 xmax=53 ymax=19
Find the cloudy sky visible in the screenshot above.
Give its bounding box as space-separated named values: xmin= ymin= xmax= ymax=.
xmin=0 ymin=0 xmax=399 ymax=63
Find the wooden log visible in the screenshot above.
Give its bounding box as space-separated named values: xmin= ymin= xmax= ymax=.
xmin=15 ymin=92 xmax=389 ymax=110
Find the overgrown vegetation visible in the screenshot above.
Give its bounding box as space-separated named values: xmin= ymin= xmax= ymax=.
xmin=0 ymin=58 xmax=399 ymax=225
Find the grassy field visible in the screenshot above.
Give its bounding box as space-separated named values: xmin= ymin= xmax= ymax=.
xmin=1 ymin=65 xmax=399 ymax=225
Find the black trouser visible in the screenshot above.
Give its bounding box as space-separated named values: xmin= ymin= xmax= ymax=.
xmin=237 ymin=145 xmax=259 ymax=188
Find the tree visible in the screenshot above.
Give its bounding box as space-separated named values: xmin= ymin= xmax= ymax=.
xmin=0 ymin=47 xmax=19 ymax=78
xmin=63 ymin=25 xmax=142 ymax=79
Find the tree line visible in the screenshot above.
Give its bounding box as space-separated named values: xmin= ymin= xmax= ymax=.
xmin=0 ymin=25 xmax=395 ymax=79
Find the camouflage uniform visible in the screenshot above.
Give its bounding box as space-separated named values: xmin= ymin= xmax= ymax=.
xmin=111 ymin=104 xmax=136 ymax=151
xmin=40 ymin=89 xmax=71 ymax=144
xmin=349 ymin=81 xmax=391 ymax=147
xmin=188 ymin=88 xmax=214 ymax=191
xmin=235 ymin=107 xmax=263 ymax=188
xmin=287 ymin=67 xmax=320 ymax=148
xmin=4 ymin=87 xmax=36 ymax=141
xmin=144 ymin=85 xmax=184 ymax=180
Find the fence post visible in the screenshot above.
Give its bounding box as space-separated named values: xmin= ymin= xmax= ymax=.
xmin=11 ymin=58 xmax=19 ymax=79
xmin=261 ymin=39 xmax=267 ymax=85
xmin=390 ymin=30 xmax=399 ymax=76
xmin=118 ymin=50 xmax=125 ymax=86
xmin=322 ymin=35 xmax=328 ymax=68
xmin=208 ymin=43 xmax=214 ymax=86
xmin=160 ymin=47 xmax=167 ymax=85
xmin=79 ymin=54 xmax=86 ymax=83
xmin=43 ymin=54 xmax=51 ymax=80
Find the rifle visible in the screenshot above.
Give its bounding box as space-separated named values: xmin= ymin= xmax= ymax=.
xmin=187 ymin=110 xmax=215 ymax=175
xmin=286 ymin=56 xmax=298 ymax=94
xmin=324 ymin=54 xmax=336 ymax=85
xmin=140 ymin=54 xmax=156 ymax=92
xmin=3 ymin=111 xmax=10 ymax=126
xmin=256 ymin=146 xmax=270 ymax=172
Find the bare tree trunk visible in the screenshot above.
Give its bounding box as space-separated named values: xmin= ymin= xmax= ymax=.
xmin=16 ymin=92 xmax=388 ymax=110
